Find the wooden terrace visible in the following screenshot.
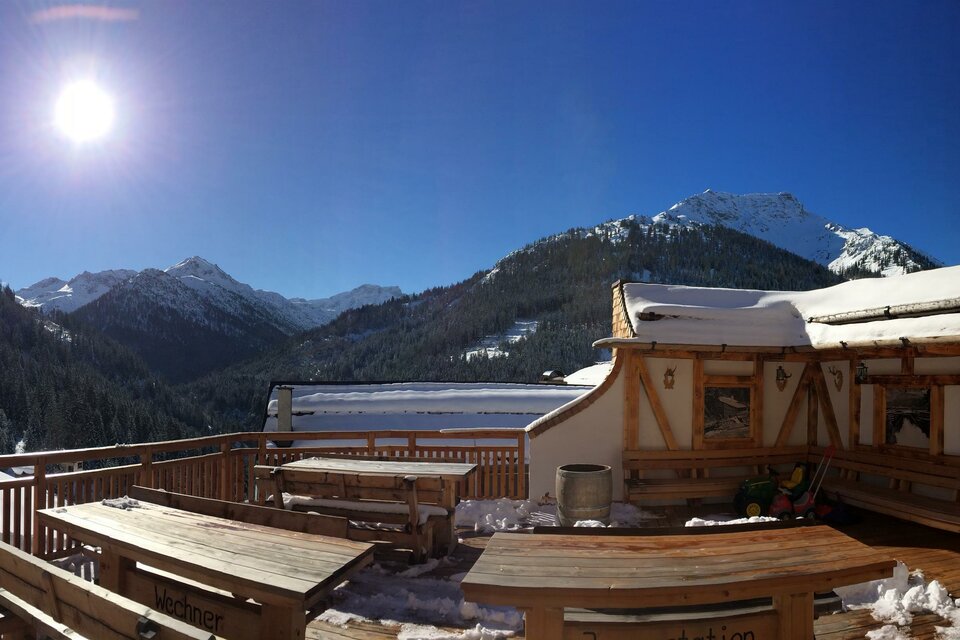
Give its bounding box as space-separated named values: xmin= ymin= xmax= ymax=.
xmin=0 ymin=431 xmax=956 ymax=639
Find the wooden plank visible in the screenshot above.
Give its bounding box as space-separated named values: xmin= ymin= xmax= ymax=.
xmin=0 ymin=541 xmax=219 ymax=640
xmin=862 ymin=374 xmax=960 ymax=386
xmin=811 ymin=366 xmax=844 ymax=449
xmin=753 ymin=358 xmax=763 ymax=447
xmin=123 ymin=566 xmax=259 ymax=639
xmin=622 ymin=351 xmax=639 ymax=452
xmin=873 ymin=385 xmax=886 ymax=449
xmin=849 ymin=359 xmax=861 ymax=447
xmin=774 ymin=591 xmax=813 ymax=640
xmin=637 ymin=356 xmax=679 ymax=450
xmin=127 ymin=486 xmax=349 ymax=539
xmin=806 ymin=383 xmax=819 ymax=447
xmin=774 ymin=364 xmax=812 ymax=447
xmin=521 ymin=606 xmax=564 ymax=640
xmin=562 ymin=608 xmax=778 ymax=640
xmin=930 ymin=385 xmax=945 ymax=457
xmin=38 ymin=502 xmax=374 ymax=608
xmin=462 ymin=529 xmax=895 ymax=611
xmin=692 ymin=357 xmax=704 ymax=449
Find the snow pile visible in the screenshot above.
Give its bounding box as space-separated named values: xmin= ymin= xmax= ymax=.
xmin=835 ymin=561 xmax=960 ymax=635
xmin=320 ymin=563 xmax=520 ymax=638
xmin=102 ymin=497 xmax=140 ymax=510
xmin=609 ymin=502 xmax=666 ymax=526
xmin=455 ymin=499 xmax=663 ymax=532
xmin=455 ymin=499 xmax=535 ymax=533
xmin=685 ymin=515 xmax=780 ymax=527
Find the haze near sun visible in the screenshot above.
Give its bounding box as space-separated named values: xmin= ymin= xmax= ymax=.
xmin=54 ymin=80 xmax=114 ymax=143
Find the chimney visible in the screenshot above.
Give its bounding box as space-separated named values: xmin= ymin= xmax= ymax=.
xmin=277 ymin=385 xmax=294 ymax=433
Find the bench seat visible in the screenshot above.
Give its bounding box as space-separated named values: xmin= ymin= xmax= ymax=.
xmin=283 ymin=496 xmax=449 ymax=525
xmin=822 ymin=477 xmax=960 ymax=532
xmin=254 ymin=464 xmax=451 ymax=562
xmin=623 ymin=446 xmax=808 ymax=504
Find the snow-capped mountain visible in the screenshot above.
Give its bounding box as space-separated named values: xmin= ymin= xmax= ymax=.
xmin=17 ymin=257 xmax=402 ymax=330
xmin=17 ymin=270 xmax=138 ymax=313
xmin=628 ymin=191 xmax=939 ymax=276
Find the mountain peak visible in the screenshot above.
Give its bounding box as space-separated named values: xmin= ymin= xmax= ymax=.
xmin=650 ymin=191 xmax=939 ymax=276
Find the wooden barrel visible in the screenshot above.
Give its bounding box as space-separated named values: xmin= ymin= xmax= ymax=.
xmin=556 ymin=464 xmax=612 ymax=526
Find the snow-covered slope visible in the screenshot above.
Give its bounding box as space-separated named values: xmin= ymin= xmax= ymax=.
xmin=17 ymin=257 xmax=402 ymax=330
xmin=633 ymin=191 xmax=939 ymax=276
xmin=17 ymin=270 xmax=137 ymax=313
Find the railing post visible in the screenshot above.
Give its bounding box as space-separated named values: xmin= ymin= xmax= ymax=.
xmin=517 ymin=431 xmax=526 ymax=499
xmin=219 ymin=441 xmax=230 ymax=501
xmin=31 ymin=456 xmax=46 ymax=556
xmin=140 ymin=447 xmax=154 ymax=489
xmin=407 ymin=433 xmax=416 ymax=458
xmin=258 ymin=433 xmax=268 ymax=466
xmin=366 ymin=432 xmax=375 ymax=455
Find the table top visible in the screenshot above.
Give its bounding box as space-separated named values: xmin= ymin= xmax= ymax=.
xmin=461 ymin=526 xmax=896 ymax=610
xmin=281 ymin=456 xmax=477 ymax=480
xmin=38 ymin=500 xmax=374 ymax=608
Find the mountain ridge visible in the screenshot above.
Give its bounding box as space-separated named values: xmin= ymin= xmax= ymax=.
xmin=17 ymin=256 xmax=403 ymax=330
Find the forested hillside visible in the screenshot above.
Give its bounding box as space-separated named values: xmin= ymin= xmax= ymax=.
xmin=182 ymin=222 xmax=847 ymax=429
xmin=0 ymin=285 xmax=225 ymax=453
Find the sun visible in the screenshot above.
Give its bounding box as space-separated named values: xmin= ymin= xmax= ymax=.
xmin=54 ymin=80 xmax=115 ymax=143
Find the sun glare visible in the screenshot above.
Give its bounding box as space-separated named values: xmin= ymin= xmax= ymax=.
xmin=54 ymin=80 xmax=115 ymax=143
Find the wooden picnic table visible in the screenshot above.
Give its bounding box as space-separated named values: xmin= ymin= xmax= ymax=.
xmin=38 ymin=499 xmax=375 ymax=640
xmin=279 ymin=457 xmax=477 ymax=554
xmin=279 ymin=456 xmax=478 ymax=504
xmin=461 ymin=525 xmax=896 ymax=640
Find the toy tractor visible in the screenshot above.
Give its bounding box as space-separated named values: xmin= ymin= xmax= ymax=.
xmin=734 ymin=448 xmax=835 ymax=520
xmin=733 ymin=468 xmax=780 ymax=518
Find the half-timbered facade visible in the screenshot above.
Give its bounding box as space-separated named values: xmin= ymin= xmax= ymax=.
xmin=526 ymin=266 xmax=960 ymax=521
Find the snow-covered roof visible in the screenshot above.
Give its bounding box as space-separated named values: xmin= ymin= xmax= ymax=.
xmin=608 ymin=266 xmax=960 ymax=349
xmin=262 ymin=381 xmax=593 ymax=433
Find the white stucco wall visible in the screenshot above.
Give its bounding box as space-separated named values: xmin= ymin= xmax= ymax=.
xmin=762 ymin=361 xmax=807 ymax=446
xmin=637 ymin=357 xmax=693 ymax=449
xmin=527 ymin=371 xmax=626 ymax=501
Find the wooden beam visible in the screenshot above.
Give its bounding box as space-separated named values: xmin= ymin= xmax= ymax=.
xmin=806 ymin=383 xmax=819 ymax=447
xmin=861 ymin=374 xmax=960 ymax=386
xmin=692 ymin=357 xmax=704 ymax=450
xmin=753 ymin=358 xmax=764 ymax=447
xmin=873 ymin=385 xmax=886 ymax=449
xmin=811 ymin=366 xmax=845 ymax=449
xmin=622 ymin=351 xmax=640 ymax=451
xmin=901 ymin=350 xmax=915 ymax=375
xmin=636 ymin=357 xmax=679 ymax=450
xmin=849 ymin=359 xmax=862 ymax=448
xmin=703 ymin=374 xmax=754 ymax=386
xmin=774 ymin=364 xmax=812 ymax=447
xmin=930 ymin=385 xmax=945 ymax=457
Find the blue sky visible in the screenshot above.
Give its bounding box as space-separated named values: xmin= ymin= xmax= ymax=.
xmin=1 ymin=1 xmax=958 ymax=298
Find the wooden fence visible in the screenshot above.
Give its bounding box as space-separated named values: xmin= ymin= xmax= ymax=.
xmin=0 ymin=429 xmax=526 ymax=558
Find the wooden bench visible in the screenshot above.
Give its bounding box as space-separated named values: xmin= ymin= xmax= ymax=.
xmin=623 ymin=446 xmax=809 ymax=504
xmin=254 ymin=464 xmax=451 ymax=562
xmin=127 ymin=485 xmax=350 ymax=539
xmin=461 ymin=525 xmax=895 ymax=640
xmin=0 ymin=539 xmax=219 ymax=640
xmin=814 ymin=447 xmax=960 ymax=533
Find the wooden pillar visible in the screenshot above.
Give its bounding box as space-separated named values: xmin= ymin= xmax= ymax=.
xmin=775 ymin=591 xmax=814 ymax=640
xmin=522 ymin=607 xmax=564 ymax=640
xmin=806 ymin=384 xmax=819 ymax=446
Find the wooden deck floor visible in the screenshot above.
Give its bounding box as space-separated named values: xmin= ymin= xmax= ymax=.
xmin=307 ymin=506 xmax=960 ymax=639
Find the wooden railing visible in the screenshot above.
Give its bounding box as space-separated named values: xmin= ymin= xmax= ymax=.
xmin=0 ymin=429 xmax=526 ymax=558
